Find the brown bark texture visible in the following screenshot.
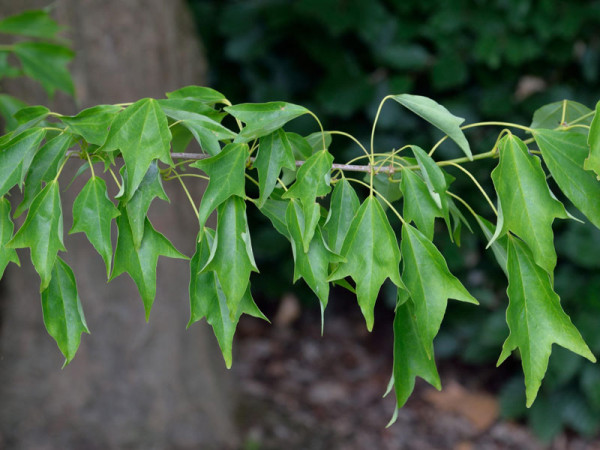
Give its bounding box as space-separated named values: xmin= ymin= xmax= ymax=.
xmin=0 ymin=1 xmax=238 ymax=449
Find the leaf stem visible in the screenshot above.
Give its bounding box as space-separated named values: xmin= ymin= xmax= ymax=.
xmin=326 ymin=130 xmax=369 ymax=159
xmin=85 ymin=152 xmax=96 ymax=178
xmin=345 ymin=177 xmax=405 ymax=225
xmin=445 ymin=162 xmax=497 ymax=216
xmin=307 ymin=110 xmax=326 ymax=151
xmin=447 ymin=191 xmax=480 ymax=222
xmin=171 ymin=170 xmax=199 ymax=218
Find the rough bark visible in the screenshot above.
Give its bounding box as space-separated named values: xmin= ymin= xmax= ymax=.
xmin=0 ymin=1 xmax=238 ymax=449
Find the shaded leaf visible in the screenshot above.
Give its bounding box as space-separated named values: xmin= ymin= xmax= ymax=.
xmin=490 ymin=134 xmax=568 ymax=274
xmin=13 ymin=105 xmax=50 ymax=134
xmin=498 ymin=237 xmax=596 ymax=407
xmin=226 ymin=101 xmax=309 ymax=142
xmin=41 ymin=257 xmax=89 ymax=365
xmin=530 ymin=100 xmax=593 ymax=132
xmin=166 ymin=85 xmax=228 ymax=105
xmin=287 ymin=132 xmax=312 ymax=160
xmin=0 ymin=197 xmax=19 ymax=277
xmin=59 ymin=105 xmax=122 ymax=146
xmin=8 ymin=180 xmax=65 ymax=291
xmin=111 ymin=208 xmax=188 ymax=320
xmin=0 ymin=10 xmax=61 ymax=39
xmin=255 ymin=129 xmax=296 ymax=207
xmin=391 ymin=94 xmax=472 ymax=159
xmin=13 ymin=42 xmax=74 ymax=97
xmin=191 ymin=143 xmax=248 ymax=230
xmin=0 ymin=127 xmax=46 ymax=197
xmin=202 ymin=197 xmax=258 ymax=315
xmin=70 ymin=177 xmax=120 ymax=277
xmin=400 ymin=168 xmax=444 ymax=240
xmin=16 ymin=131 xmax=72 ymax=217
xmin=324 ymin=179 xmax=360 ymax=254
xmin=0 ymin=93 xmax=27 ymax=131
xmin=259 ymin=197 xmax=290 ymax=239
xmin=393 ymin=296 xmax=441 ymax=408
xmin=99 ymin=98 xmax=172 ymax=200
xmin=584 ymin=100 xmax=600 ymax=179
xmin=329 ymin=196 xmax=403 ymax=331
xmin=475 ymin=214 xmax=508 ymax=276
xmin=306 ymin=131 xmax=332 ymax=152
xmin=401 ymin=223 xmax=477 ymax=356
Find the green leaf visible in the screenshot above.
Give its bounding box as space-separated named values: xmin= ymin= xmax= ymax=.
xmin=13 ymin=105 xmax=50 ymax=134
xmin=13 ymin=42 xmax=74 ymax=97
xmin=0 ymin=10 xmax=61 ymax=39
xmin=166 ymin=85 xmax=228 ymax=105
xmin=286 ymin=200 xmax=338 ymax=315
xmin=202 ymin=197 xmax=258 ymax=315
xmin=0 ymin=197 xmax=19 ymax=277
xmin=584 ymin=100 xmax=600 ymax=178
xmin=306 ymin=131 xmax=332 ymax=153
xmin=530 ymin=100 xmax=593 ymax=132
xmin=99 ymin=98 xmax=172 ymax=200
xmin=190 ymin=143 xmax=248 ymax=230
xmin=122 ymin=163 xmax=169 ymax=249
xmin=391 ymin=94 xmax=472 ymax=159
xmin=400 ymin=169 xmax=444 ymax=240
xmin=8 ymin=180 xmax=65 ymax=291
xmin=490 ymin=134 xmax=568 ymax=274
xmin=225 ymin=101 xmax=309 ymax=142
xmin=329 ymin=196 xmax=403 ymax=331
xmin=323 ymin=179 xmax=360 ymax=254
xmin=41 ymin=257 xmax=89 ymax=365
xmin=411 ymin=145 xmax=448 ymax=210
xmin=0 ymin=94 xmax=27 ymax=131
xmin=158 ymin=98 xmax=226 ymax=122
xmin=0 ymin=127 xmax=46 ymax=197
xmin=189 ymin=228 xmax=267 ymax=368
xmin=401 ymin=223 xmax=477 ymax=356
xmin=70 ymin=177 xmax=120 ymax=277
xmin=255 ymin=129 xmax=296 ymax=207
xmin=111 ymin=208 xmax=187 ymax=320
xmin=282 ymin=150 xmax=334 ymax=252
xmin=259 ymin=197 xmax=290 ymax=238
xmin=475 ymin=214 xmax=508 ymax=276
xmin=287 ymin=132 xmax=313 ymax=160
xmin=498 ymin=236 xmax=596 ymax=407
xmin=533 ymin=130 xmax=600 ymax=229
xmin=59 ymin=105 xmax=122 ymax=146
xmin=393 ymin=296 xmax=441 ymax=408
xmin=16 ymin=132 xmax=72 ymax=217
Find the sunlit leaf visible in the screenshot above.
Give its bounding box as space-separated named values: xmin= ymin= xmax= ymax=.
xmin=255 ymin=129 xmax=296 ymax=207
xmin=202 ymin=197 xmax=258 ymax=315
xmin=226 ymin=101 xmax=309 ymax=142
xmin=8 ymin=180 xmax=65 ymax=291
xmin=401 ymin=223 xmax=477 ymax=356
xmin=391 ymin=94 xmax=472 ymax=159
xmin=191 ymin=143 xmax=248 ymax=230
xmin=70 ymin=177 xmax=120 ymax=277
xmin=111 ymin=208 xmax=188 ymax=320
xmin=329 ymin=196 xmax=403 ymax=331
xmin=59 ymin=105 xmax=122 ymax=146
xmin=498 ymin=236 xmax=596 ymax=407
xmin=490 ymin=134 xmax=568 ymax=274
xmin=0 ymin=197 xmax=19 ymax=277
xmin=41 ymin=257 xmax=89 ymax=365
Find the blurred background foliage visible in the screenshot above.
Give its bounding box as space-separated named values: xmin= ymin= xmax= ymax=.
xmin=188 ymin=0 xmax=600 ymax=441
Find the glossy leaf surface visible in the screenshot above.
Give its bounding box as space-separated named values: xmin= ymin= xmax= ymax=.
xmin=59 ymin=105 xmax=122 ymax=146
xmin=323 ymin=179 xmax=360 ymax=254
xmin=0 ymin=127 xmax=46 ymax=197
xmin=400 ymin=168 xmax=443 ymax=240
xmin=255 ymin=129 xmax=296 ymax=207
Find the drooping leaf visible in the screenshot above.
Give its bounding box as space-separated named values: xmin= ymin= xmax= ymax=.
xmin=323 ymin=179 xmax=360 ymax=254
xmin=41 ymin=257 xmax=89 ymax=365
xmin=475 ymin=214 xmax=508 ymax=276
xmin=530 ymin=100 xmax=593 ymax=132
xmin=393 ymin=296 xmax=441 ymax=409
xmin=190 ymin=143 xmax=248 ymax=230
xmin=411 ymin=145 xmax=448 ymax=210
xmin=584 ymin=100 xmax=600 ymax=179
xmin=490 ymin=134 xmax=568 ymax=274
xmin=259 ymin=197 xmax=290 ymax=238
xmin=225 ymin=101 xmax=309 ymax=142
xmin=70 ymin=177 xmax=120 ymax=277
xmin=111 ymin=208 xmax=188 ymax=320
xmin=189 ymin=228 xmax=267 ymax=368
xmin=401 ymin=223 xmax=478 ymax=356
xmin=533 ymin=130 xmax=600 ymax=229
xmin=99 ymin=98 xmax=172 ymax=200
xmin=287 ymin=132 xmax=313 ymax=160
xmin=254 ymin=129 xmax=296 ymax=207
xmin=13 ymin=42 xmax=74 ymax=97
xmin=122 ymin=163 xmax=169 ymax=249
xmin=282 ymin=150 xmax=334 ymax=251
xmin=202 ymin=197 xmax=258 ymax=315
xmin=0 ymin=127 xmax=46 ymax=197
xmin=166 ymin=85 xmax=228 ymax=105
xmin=498 ymin=236 xmax=596 ymax=407
xmin=0 ymin=197 xmax=19 ymax=277
xmin=391 ymin=94 xmax=472 ymax=159
xmin=8 ymin=180 xmax=65 ymax=291
xmin=59 ymin=105 xmax=122 ymax=146
xmin=306 ymin=131 xmax=332 ymax=152
xmin=0 ymin=10 xmax=61 ymax=39
xmin=16 ymin=131 xmax=72 ymax=217
xmin=329 ymin=196 xmax=403 ymax=331
xmin=400 ymin=168 xmax=444 ymax=240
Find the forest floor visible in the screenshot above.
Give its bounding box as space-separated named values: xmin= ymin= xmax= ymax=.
xmin=233 ymin=294 xmax=600 ymax=450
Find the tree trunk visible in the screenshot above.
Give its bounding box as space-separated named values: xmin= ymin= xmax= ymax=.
xmin=0 ymin=1 xmax=238 ymax=449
